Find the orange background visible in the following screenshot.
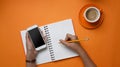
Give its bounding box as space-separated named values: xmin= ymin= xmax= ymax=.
xmin=0 ymin=0 xmax=120 ymax=67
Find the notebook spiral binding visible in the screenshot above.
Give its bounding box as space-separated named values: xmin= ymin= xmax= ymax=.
xmin=44 ymin=26 xmax=55 ymax=61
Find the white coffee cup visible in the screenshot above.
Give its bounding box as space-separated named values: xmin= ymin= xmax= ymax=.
xmin=84 ymin=7 xmax=100 ymax=23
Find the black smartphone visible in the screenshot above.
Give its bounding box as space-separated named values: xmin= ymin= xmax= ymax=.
xmin=27 ymin=25 xmax=46 ymax=51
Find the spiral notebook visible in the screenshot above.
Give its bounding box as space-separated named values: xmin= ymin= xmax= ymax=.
xmin=20 ymin=19 xmax=78 ymax=64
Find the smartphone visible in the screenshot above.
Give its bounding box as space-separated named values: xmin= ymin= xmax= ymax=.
xmin=27 ymin=25 xmax=46 ymax=51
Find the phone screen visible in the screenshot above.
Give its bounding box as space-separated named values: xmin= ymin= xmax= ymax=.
xmin=28 ymin=27 xmax=45 ymax=48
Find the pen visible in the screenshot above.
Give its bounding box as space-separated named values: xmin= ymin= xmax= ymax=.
xmin=66 ymin=37 xmax=89 ymax=43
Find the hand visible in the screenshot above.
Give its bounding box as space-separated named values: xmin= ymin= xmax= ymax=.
xmin=60 ymin=33 xmax=96 ymax=67
xmin=59 ymin=33 xmax=82 ymax=54
xmin=26 ymin=32 xmax=37 ymax=61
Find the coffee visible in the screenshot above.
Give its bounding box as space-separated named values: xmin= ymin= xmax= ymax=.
xmin=84 ymin=7 xmax=100 ymax=23
xmin=86 ymin=8 xmax=98 ymax=21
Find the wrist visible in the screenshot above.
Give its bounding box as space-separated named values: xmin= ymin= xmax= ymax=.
xmin=26 ymin=55 xmax=36 ymax=61
xmin=26 ymin=59 xmax=36 ymax=63
xmin=77 ymin=47 xmax=87 ymax=57
xmin=26 ymin=60 xmax=36 ymax=67
xmin=26 ymin=57 xmax=36 ymax=61
xmin=26 ymin=56 xmax=36 ymax=63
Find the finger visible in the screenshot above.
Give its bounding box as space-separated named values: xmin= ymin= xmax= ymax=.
xmin=65 ymin=33 xmax=75 ymax=40
xmin=26 ymin=32 xmax=31 ymax=44
xmin=26 ymin=32 xmax=30 ymax=45
xmin=40 ymin=31 xmax=44 ymax=37
xmin=39 ymin=29 xmax=47 ymax=43
xmin=26 ymin=32 xmax=35 ymax=50
xmin=43 ymin=35 xmax=47 ymax=43
xmin=59 ymin=39 xmax=70 ymax=47
xmin=39 ymin=29 xmax=45 ymax=37
xmin=65 ymin=33 xmax=70 ymax=41
xmin=67 ymin=34 xmax=75 ymax=39
xmin=26 ymin=32 xmax=30 ymax=50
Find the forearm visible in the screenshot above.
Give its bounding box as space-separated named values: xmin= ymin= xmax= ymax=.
xmin=77 ymin=47 xmax=96 ymax=67
xmin=26 ymin=62 xmax=36 ymax=67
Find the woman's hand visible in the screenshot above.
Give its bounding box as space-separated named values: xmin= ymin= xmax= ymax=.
xmin=26 ymin=32 xmax=37 ymax=61
xmin=59 ymin=33 xmax=82 ymax=54
xmin=60 ymin=33 xmax=96 ymax=67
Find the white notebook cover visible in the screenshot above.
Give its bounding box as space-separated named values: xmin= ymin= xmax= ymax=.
xmin=20 ymin=19 xmax=78 ymax=64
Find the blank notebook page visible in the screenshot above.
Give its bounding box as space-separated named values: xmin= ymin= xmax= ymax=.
xmin=44 ymin=19 xmax=78 ymax=61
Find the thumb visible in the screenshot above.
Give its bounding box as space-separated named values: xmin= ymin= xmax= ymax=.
xmin=59 ymin=39 xmax=70 ymax=47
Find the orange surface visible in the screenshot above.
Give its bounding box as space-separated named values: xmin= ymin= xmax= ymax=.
xmin=0 ymin=0 xmax=120 ymax=67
